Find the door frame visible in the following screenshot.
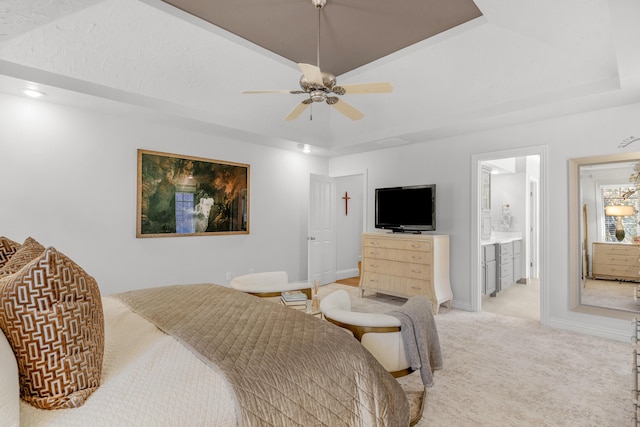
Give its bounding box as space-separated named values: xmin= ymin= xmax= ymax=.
xmin=529 ymin=178 xmax=539 ymax=279
xmin=470 ymin=146 xmax=549 ymax=325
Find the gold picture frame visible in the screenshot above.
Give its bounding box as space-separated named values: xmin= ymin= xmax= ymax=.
xmin=137 ymin=149 xmax=249 ymax=237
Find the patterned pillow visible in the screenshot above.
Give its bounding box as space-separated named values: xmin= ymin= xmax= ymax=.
xmin=0 ymin=247 xmax=104 ymax=409
xmin=0 ymin=237 xmax=44 ymax=277
xmin=0 ymin=237 xmax=21 ymax=269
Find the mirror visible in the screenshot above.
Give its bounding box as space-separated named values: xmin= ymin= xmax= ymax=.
xmin=569 ymin=152 xmax=640 ymax=319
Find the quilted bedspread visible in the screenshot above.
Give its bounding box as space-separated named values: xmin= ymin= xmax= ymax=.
xmin=115 ymin=283 xmax=410 ymax=427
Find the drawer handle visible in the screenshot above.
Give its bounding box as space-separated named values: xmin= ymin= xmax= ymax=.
xmin=412 ymin=256 xmax=422 ymax=260
xmin=370 ymin=241 xmax=379 ymax=246
xmin=371 ymin=264 xmax=379 ymax=268
xmin=370 ymin=279 xmax=379 ymax=283
xmin=411 ymin=286 xmax=423 ymax=290
xmin=369 ymin=251 xmax=379 ymax=255
xmin=411 ymin=244 xmax=422 ymax=248
xmin=411 ymin=270 xmax=422 ymax=274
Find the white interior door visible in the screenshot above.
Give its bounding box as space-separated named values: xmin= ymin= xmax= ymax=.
xmin=308 ymin=174 xmax=336 ymax=285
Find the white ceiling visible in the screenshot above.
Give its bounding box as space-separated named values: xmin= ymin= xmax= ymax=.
xmin=1 ymin=0 xmax=639 ymax=157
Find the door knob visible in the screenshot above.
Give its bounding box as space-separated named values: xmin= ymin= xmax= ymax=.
xmin=307 ymin=236 xmax=316 ymax=240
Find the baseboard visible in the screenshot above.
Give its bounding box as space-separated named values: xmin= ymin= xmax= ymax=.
xmin=546 ymin=317 xmax=630 ymax=342
xmin=451 ymin=300 xmax=472 ymax=311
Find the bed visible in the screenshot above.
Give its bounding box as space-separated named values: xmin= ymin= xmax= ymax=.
xmin=0 ymin=238 xmax=410 ymax=426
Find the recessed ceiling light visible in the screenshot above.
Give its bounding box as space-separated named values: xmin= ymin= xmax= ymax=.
xmin=22 ymin=88 xmax=46 ymax=98
xmin=297 ymin=143 xmax=312 ymax=153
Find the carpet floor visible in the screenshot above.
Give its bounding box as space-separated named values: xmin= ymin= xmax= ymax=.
xmin=582 ymin=278 xmax=640 ymax=313
xmin=318 ymin=283 xmax=631 ymax=427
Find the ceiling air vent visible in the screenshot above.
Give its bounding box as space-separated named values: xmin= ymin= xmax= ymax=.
xmin=375 ymin=138 xmax=409 ymax=147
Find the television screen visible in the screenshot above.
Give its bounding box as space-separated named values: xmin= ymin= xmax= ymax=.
xmin=375 ymin=185 xmax=435 ymax=232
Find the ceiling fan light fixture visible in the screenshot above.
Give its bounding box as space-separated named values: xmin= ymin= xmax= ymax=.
xmin=321 ymin=72 xmax=336 ymax=89
xmin=241 ymin=0 xmax=391 ymax=121
xmin=310 ymin=90 xmax=325 ymax=102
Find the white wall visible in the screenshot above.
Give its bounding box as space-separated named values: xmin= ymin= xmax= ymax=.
xmin=329 ymin=101 xmax=640 ymax=340
xmin=491 ymin=172 xmax=526 ymax=233
xmin=0 ymin=93 xmax=328 ymax=294
xmin=4 ymin=89 xmax=640 ymax=340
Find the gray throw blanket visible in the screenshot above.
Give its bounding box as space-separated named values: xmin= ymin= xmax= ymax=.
xmin=387 ymin=295 xmax=442 ymax=387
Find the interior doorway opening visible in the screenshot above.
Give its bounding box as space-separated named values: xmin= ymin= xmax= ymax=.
xmin=472 ymin=147 xmax=548 ymax=325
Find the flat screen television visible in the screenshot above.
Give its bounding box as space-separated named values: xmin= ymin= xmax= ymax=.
xmin=375 ymin=184 xmax=436 ymax=233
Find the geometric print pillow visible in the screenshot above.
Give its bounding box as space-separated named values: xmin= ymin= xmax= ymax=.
xmin=0 ymin=237 xmax=44 ymax=277
xmin=0 ymin=247 xmax=104 ymax=409
xmin=0 ymin=236 xmax=21 ymax=269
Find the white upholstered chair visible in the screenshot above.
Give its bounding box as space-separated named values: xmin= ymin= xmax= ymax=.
xmin=230 ymin=271 xmax=312 ymax=299
xmin=319 ymin=290 xmax=412 ymax=377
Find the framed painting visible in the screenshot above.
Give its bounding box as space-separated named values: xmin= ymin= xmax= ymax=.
xmin=137 ymin=149 xmax=249 ymax=237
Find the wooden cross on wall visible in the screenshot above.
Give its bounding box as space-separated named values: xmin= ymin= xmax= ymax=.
xmin=342 ymin=191 xmax=351 ymax=216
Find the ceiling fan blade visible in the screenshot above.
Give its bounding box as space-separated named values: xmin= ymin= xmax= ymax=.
xmin=298 ymin=63 xmax=324 ymax=86
xmin=242 ymin=90 xmax=303 ymax=94
xmin=284 ymin=101 xmax=311 ymax=121
xmin=330 ymin=99 xmax=364 ymax=121
xmin=338 ymin=82 xmax=393 ymax=94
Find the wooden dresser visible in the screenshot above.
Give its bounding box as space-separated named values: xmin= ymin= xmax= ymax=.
xmin=592 ymin=242 xmax=640 ymax=282
xmin=359 ymin=232 xmax=453 ymax=314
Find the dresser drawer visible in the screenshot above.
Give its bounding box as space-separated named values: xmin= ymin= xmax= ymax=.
xmin=592 ymin=254 xmax=640 ymax=266
xmin=362 ymin=247 xmax=432 ymax=264
xmin=363 ymin=237 xmax=432 ymax=252
xmin=592 ymin=263 xmax=640 ymax=279
xmin=363 ymin=258 xmax=430 ymax=280
xmin=361 ymin=272 xmax=431 ymax=296
xmin=593 ymin=243 xmax=640 ymax=256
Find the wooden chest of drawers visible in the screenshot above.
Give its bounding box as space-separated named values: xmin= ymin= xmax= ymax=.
xmin=592 ymin=242 xmax=640 ymax=282
xmin=359 ymin=233 xmax=453 ymax=314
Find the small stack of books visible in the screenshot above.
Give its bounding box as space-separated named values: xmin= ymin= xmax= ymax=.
xmin=280 ymin=290 xmax=307 ymax=310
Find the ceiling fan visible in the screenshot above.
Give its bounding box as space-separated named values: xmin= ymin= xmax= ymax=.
xmin=242 ymin=0 xmax=393 ymax=121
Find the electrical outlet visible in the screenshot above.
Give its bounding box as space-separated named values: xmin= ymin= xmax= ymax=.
xmin=226 ymin=272 xmax=231 ymax=280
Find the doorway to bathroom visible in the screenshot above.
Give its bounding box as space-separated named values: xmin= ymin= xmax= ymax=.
xmin=472 ymin=146 xmax=547 ymax=324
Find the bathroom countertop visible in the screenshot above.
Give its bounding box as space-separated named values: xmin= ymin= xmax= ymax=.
xmin=481 ymin=232 xmax=522 ymax=245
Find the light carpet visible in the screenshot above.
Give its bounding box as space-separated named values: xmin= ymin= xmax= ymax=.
xmin=318 ymin=283 xmax=631 ymax=427
xmin=582 ymin=279 xmax=640 ymax=313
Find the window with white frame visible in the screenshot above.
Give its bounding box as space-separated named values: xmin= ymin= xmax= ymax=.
xmin=600 ymin=184 xmax=640 ymax=243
